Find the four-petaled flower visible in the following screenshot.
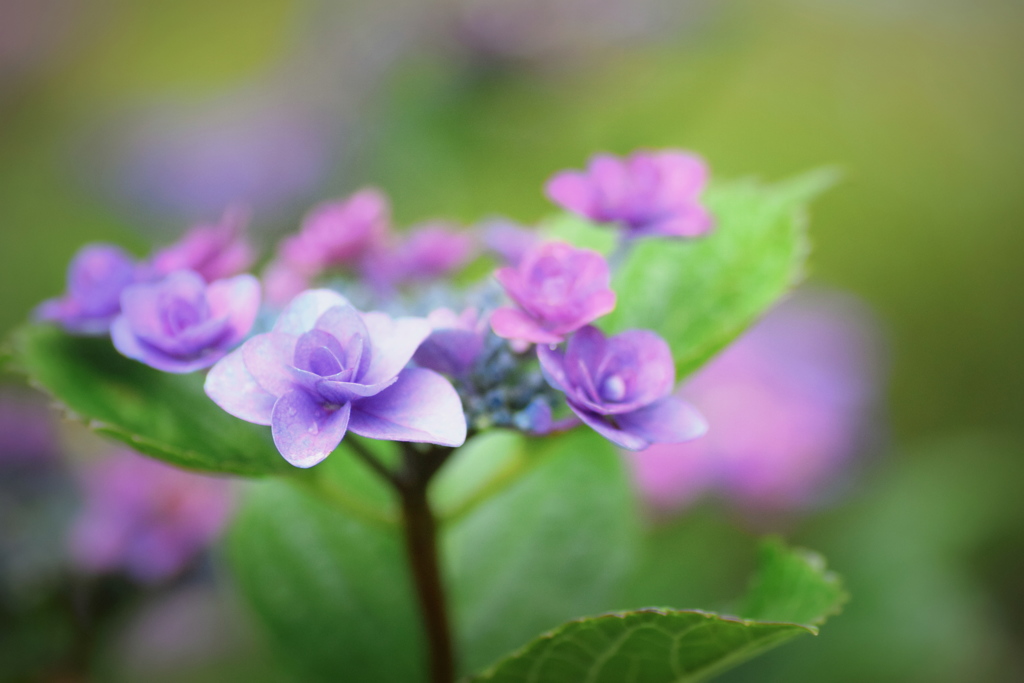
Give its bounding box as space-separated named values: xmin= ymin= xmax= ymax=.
xmin=491 ymin=241 xmax=616 ymax=344
xmin=538 ymin=325 xmax=707 ymax=451
xmin=111 ymin=270 xmax=260 ymax=373
xmin=204 ymin=290 xmax=467 ymax=468
xmin=546 ymin=150 xmax=713 ymax=239
xmin=151 ymin=206 xmax=255 ymax=282
xmin=36 ymin=244 xmax=140 ymax=335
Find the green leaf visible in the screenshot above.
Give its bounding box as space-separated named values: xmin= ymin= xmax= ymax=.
xmin=468 ymin=539 xmax=846 ymax=683
xmin=5 ymin=324 xmax=289 ymax=475
xmin=604 ymin=170 xmax=837 ymax=377
xmin=226 ymin=475 xmax=425 ymax=683
xmin=444 ymin=429 xmax=641 ymax=674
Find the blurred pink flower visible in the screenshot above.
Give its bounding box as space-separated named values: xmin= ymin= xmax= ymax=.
xmin=70 ymin=451 xmax=233 ymax=583
xmin=626 ymin=289 xmax=883 ymax=514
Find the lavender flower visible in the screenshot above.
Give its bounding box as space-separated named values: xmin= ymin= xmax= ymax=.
xmin=390 ymin=222 xmax=477 ymax=282
xmin=625 ymin=290 xmax=882 ymax=513
xmin=35 ymin=244 xmax=140 ymax=335
xmin=151 ymin=206 xmax=255 ymax=282
xmin=111 ymin=270 xmax=260 ymax=373
xmin=413 ymin=308 xmax=487 ymax=378
xmin=204 ymin=290 xmax=467 ymax=468
xmin=490 ymin=241 xmax=616 ymax=344
xmin=69 ymin=450 xmax=233 ymax=583
xmin=546 ymin=150 xmax=713 ymax=238
xmin=278 ymin=189 xmax=389 ymax=272
xmin=538 ymin=325 xmax=706 ymax=450
xmin=481 ymin=219 xmax=540 ymax=266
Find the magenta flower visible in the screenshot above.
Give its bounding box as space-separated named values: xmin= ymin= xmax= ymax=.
xmin=262 ymin=258 xmax=313 ymax=308
xmin=538 ymin=325 xmax=707 ymax=451
xmin=490 ymin=241 xmax=616 ymax=344
xmin=204 ymin=290 xmax=467 ymax=468
xmin=413 ymin=308 xmax=487 ymax=378
xmin=546 ymin=150 xmax=713 ymax=238
xmin=151 ymin=206 xmax=255 ymax=282
xmin=624 ymin=290 xmax=882 ymax=513
xmin=111 ymin=270 xmax=260 ymax=374
xmin=36 ymin=244 xmax=139 ymax=335
xmin=69 ymin=450 xmax=233 ymax=583
xmin=278 ymin=189 xmax=389 ymax=272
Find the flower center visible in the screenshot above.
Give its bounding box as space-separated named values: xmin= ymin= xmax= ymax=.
xmin=600 ymin=375 xmax=627 ymax=402
xmin=163 ymin=298 xmax=203 ymax=335
xmin=308 ymin=346 xmax=344 ymax=377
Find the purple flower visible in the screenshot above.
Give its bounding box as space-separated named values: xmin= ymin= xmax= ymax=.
xmin=481 ymin=218 xmax=540 ymax=266
xmin=413 ymin=308 xmax=487 ymax=377
xmin=111 ymin=270 xmax=260 ymax=373
xmin=262 ymin=259 xmax=313 ymax=308
xmin=538 ymin=325 xmax=707 ymax=451
xmin=624 ymin=289 xmax=882 ymax=513
xmin=392 ymin=222 xmax=477 ymax=281
xmin=36 ymin=244 xmax=140 ymax=335
xmin=69 ymin=450 xmax=233 ymax=583
xmin=151 ymin=206 xmax=255 ymax=282
xmin=0 ymin=389 xmax=58 ymax=466
xmin=278 ymin=189 xmax=389 ymax=272
xmin=204 ymin=290 xmax=467 ymax=468
xmin=490 ymin=241 xmax=616 ymax=344
xmin=545 ymin=150 xmax=713 ymax=238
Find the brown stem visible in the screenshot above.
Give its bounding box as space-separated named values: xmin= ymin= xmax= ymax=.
xmin=395 ymin=446 xmax=456 ymax=683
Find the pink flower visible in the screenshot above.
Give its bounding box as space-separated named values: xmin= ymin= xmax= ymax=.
xmin=70 ymin=450 xmax=233 ymax=583
xmin=278 ymin=189 xmax=389 ymax=272
xmin=151 ymin=206 xmax=255 ymax=282
xmin=491 ymin=241 xmax=616 ymax=344
xmin=546 ymin=150 xmax=713 ymax=238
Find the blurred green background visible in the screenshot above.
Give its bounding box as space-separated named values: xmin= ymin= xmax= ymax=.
xmin=2 ymin=0 xmax=1022 ymax=680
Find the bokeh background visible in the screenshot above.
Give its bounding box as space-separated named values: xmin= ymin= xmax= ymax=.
xmin=1 ymin=0 xmax=1022 ymax=681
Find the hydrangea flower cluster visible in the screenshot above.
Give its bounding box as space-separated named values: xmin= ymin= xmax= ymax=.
xmin=36 ymin=149 xmax=715 ymax=465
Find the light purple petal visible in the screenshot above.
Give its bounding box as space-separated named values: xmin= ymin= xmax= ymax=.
xmin=242 ymin=333 xmax=298 ymax=397
xmin=206 ymin=274 xmax=261 ymax=343
xmin=348 ymin=368 xmax=466 ymax=447
xmin=614 ymin=396 xmax=708 ymax=445
xmin=545 ymin=171 xmax=595 ymax=217
xmin=536 ymin=343 xmax=569 ymax=393
xmin=490 ymin=307 xmax=563 ymax=344
xmin=204 ymin=347 xmax=277 ymax=425
xmin=569 ymin=403 xmax=651 ymax=451
xmin=314 ymin=305 xmax=372 ymax=377
xmin=272 ymin=289 xmax=350 ymax=335
xmin=271 ymin=390 xmax=351 ymax=468
xmin=359 ymin=312 xmax=431 ymax=385
xmin=317 ymin=376 xmax=398 ymax=405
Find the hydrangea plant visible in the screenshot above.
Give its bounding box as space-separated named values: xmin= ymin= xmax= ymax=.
xmin=5 ymin=149 xmax=845 ymax=683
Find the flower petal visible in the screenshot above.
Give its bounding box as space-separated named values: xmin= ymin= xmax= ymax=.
xmin=317 ymin=376 xmax=398 ymax=405
xmin=569 ymin=402 xmax=652 ymax=451
xmin=272 ymin=289 xmax=350 ymax=335
xmin=242 ymin=333 xmax=298 ymax=397
xmin=204 ymin=347 xmax=277 ymax=425
xmin=111 ymin=316 xmax=223 ymax=373
xmin=536 ymin=343 xmax=570 ymax=393
xmin=271 ymin=391 xmax=351 ymax=468
xmin=206 ymin=274 xmax=261 ymax=344
xmin=614 ymin=396 xmax=708 ymax=445
xmin=545 ymin=171 xmax=595 ymax=217
xmin=348 ymin=368 xmax=466 ymax=447
xmin=359 ymin=312 xmax=431 ymax=385
xmin=490 ymin=307 xmax=563 ymax=344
